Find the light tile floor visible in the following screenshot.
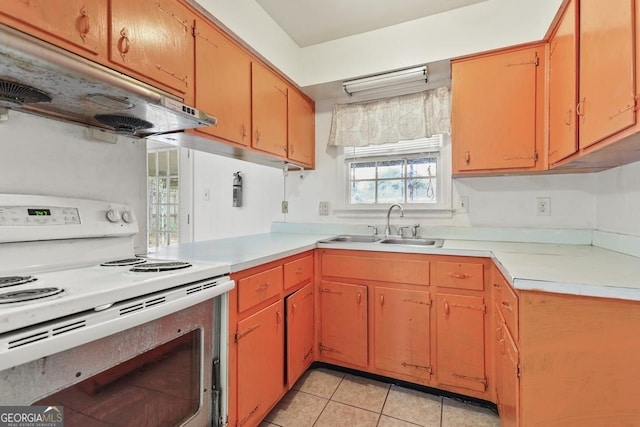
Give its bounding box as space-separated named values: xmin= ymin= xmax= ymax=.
xmin=261 ymin=367 xmax=500 ymax=427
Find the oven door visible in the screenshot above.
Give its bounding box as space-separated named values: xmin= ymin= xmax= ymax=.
xmin=0 ymin=299 xmax=217 ymax=427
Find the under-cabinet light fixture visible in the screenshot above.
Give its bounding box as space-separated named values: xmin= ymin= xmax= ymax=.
xmin=342 ymin=66 xmax=428 ymax=97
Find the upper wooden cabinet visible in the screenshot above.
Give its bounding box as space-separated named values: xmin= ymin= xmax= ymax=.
xmin=108 ymin=0 xmax=195 ymax=100
xmin=0 ymin=0 xmax=107 ymax=58
xmin=193 ymin=18 xmax=251 ymax=146
xmin=451 ymin=43 xmax=547 ymax=174
xmin=287 ymin=88 xmax=315 ymax=168
xmin=548 ymin=0 xmax=578 ymax=165
xmin=578 ymin=0 xmax=635 ymax=149
xmin=252 ymin=62 xmax=288 ymax=158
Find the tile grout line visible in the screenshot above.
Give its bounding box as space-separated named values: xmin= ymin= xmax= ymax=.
xmin=312 ymin=372 xmax=345 ymax=427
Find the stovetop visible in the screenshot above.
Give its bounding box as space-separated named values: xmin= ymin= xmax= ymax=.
xmin=0 ymin=257 xmax=230 ymax=334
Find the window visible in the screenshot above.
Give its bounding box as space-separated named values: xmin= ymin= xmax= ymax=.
xmin=339 ymin=135 xmax=452 ymax=213
xmin=147 ymin=148 xmax=180 ymax=251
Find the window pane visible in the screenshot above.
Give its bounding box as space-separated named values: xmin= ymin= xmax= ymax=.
xmin=377 ymin=160 xmax=403 ymax=179
xmin=377 ymin=179 xmax=404 ymax=203
xmin=159 ymin=178 xmax=169 ymax=203
xmin=148 ymin=178 xmax=158 ymax=204
xmin=148 ymin=152 xmax=157 ymax=177
xmin=169 ymin=149 xmax=179 ymax=175
xmin=408 ymin=157 xmax=437 ymax=177
xmin=169 ymin=177 xmax=179 ymax=204
xmin=408 ymin=178 xmax=437 ymax=203
xmin=351 ymin=181 xmax=376 ymax=203
xmin=159 ymin=205 xmax=168 ymax=231
xmin=350 ymin=162 xmax=376 ymax=180
xmin=158 ymin=151 xmax=169 ymax=176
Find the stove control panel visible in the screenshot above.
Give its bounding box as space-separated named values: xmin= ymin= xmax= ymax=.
xmin=0 ymin=206 xmax=80 ymax=226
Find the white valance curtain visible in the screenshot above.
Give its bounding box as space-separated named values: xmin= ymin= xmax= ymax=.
xmin=327 ymin=87 xmax=451 ymax=147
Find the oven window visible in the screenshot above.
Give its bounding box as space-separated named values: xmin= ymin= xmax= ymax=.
xmin=34 ymin=330 xmax=201 ymax=426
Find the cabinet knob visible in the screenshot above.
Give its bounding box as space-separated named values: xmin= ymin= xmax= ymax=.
xmin=118 ymin=27 xmax=130 ymax=59
xmin=256 ymin=283 xmax=269 ymax=292
xmin=564 ymin=108 xmax=572 ymax=126
xmin=292 ymin=303 xmax=297 ymax=314
xmin=464 ymin=151 xmax=471 ymax=165
xmin=501 ymin=301 xmax=513 ymax=312
xmin=380 ymin=294 xmax=384 ymax=306
xmin=77 ymin=7 xmax=91 ymax=41
xmin=444 ymin=300 xmax=450 ymax=317
xmin=276 ymin=310 xmax=281 ymax=324
xmin=576 ymin=98 xmax=585 ymax=117
xmin=357 ymin=292 xmax=362 ymax=304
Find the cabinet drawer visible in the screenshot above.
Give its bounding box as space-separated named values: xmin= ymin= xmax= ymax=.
xmin=322 ymin=254 xmax=429 ymax=286
xmin=499 ymin=280 xmax=519 ymax=341
xmin=434 ymin=261 xmax=484 ymax=290
xmin=284 ymin=255 xmax=313 ymax=291
xmin=238 ymin=266 xmax=283 ymax=313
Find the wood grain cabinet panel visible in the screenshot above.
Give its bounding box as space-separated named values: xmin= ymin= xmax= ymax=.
xmin=286 ymin=283 xmax=314 ymax=386
xmin=237 ymin=266 xmax=282 ymax=313
xmin=236 ymin=299 xmax=284 ymax=427
xmin=451 ymin=44 xmax=546 ymax=174
xmin=578 ymin=0 xmax=635 ymax=149
xmin=548 ymin=0 xmax=578 ymax=165
xmin=373 ymin=286 xmax=431 ymax=381
xmin=109 ymin=0 xmax=195 ymax=99
xmin=287 ymin=88 xmax=315 ymax=168
xmin=193 ymin=18 xmax=251 ymax=146
xmin=319 ymin=281 xmax=368 ymax=367
xmin=251 ymin=62 xmax=288 ymax=158
xmin=0 ymin=0 xmax=107 ymax=58
xmin=434 ymin=261 xmax=484 ymax=291
xmin=283 ymin=255 xmax=313 ymax=291
xmin=435 ymin=293 xmax=487 ymax=392
xmin=321 ymin=253 xmax=429 ymax=286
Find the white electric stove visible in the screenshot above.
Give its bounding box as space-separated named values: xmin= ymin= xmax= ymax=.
xmin=0 ymin=194 xmax=233 ymax=372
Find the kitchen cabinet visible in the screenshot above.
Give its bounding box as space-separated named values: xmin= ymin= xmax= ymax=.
xmin=287 ymin=88 xmax=315 ymax=168
xmin=108 ymin=0 xmax=195 ymax=100
xmin=252 ymin=62 xmax=288 ymax=158
xmin=0 ymin=0 xmax=107 ymax=58
xmin=548 ymin=0 xmax=578 ymax=165
xmin=286 ymin=283 xmax=314 ymax=385
xmin=193 ymin=17 xmax=251 ymax=146
xmin=373 ymin=286 xmax=431 ymax=381
xmin=319 ymin=281 xmax=368 ymax=367
xmin=283 ymin=254 xmax=313 ymax=291
xmin=500 ymin=321 xmax=520 ymax=427
xmin=451 ymin=43 xmax=547 ymax=174
xmin=236 ymin=299 xmax=284 ymax=427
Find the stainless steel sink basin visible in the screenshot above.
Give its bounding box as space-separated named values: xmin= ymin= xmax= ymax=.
xmin=379 ymin=238 xmax=444 ymax=247
xmin=320 ymin=235 xmax=382 ymax=243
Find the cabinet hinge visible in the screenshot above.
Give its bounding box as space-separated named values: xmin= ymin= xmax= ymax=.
xmin=534 ymin=152 xmax=539 ymax=162
xmin=234 ymin=324 xmax=260 ymax=342
xmin=401 ymin=362 xmax=432 ymax=374
xmin=534 ymin=56 xmax=540 ymax=66
xmin=236 ymin=404 xmax=259 ymax=427
xmin=319 ymin=343 xmax=342 ymax=354
xmin=517 ymin=364 xmax=521 ymax=378
xmin=452 ymin=373 xmax=488 ymax=391
xmin=402 ymin=298 xmax=432 ymax=306
xmin=320 ymin=288 xmax=343 ymax=295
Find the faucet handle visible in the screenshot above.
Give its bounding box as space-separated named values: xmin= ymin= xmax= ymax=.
xmin=398 ymin=226 xmax=410 ymax=237
xmin=367 ymin=225 xmax=378 ymax=236
xmin=411 ymin=224 xmax=420 ymax=238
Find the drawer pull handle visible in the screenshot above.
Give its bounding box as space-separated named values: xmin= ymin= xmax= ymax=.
xmin=118 ymin=27 xmax=130 ymax=59
xmin=501 ymin=301 xmax=513 ymax=312
xmin=77 ymin=7 xmax=91 ymax=41
xmin=449 ymin=272 xmax=470 ymax=280
xmin=295 ymin=267 xmax=304 ymax=274
xmin=492 ymin=282 xmax=500 ymax=289
xmin=380 ymin=294 xmax=384 ymax=306
xmin=357 ymin=292 xmax=362 ymax=304
xmin=256 ymin=283 xmax=269 ymax=292
xmin=292 ymin=303 xmax=297 ymax=314
xmin=276 ymin=310 xmax=281 ymax=324
xmin=444 ymin=300 xmax=450 ymax=317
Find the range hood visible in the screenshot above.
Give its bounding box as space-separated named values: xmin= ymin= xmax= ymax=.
xmin=0 ymin=24 xmax=217 ymax=138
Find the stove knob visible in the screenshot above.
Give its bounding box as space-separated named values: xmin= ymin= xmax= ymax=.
xmin=106 ymin=209 xmax=120 ymax=223
xmin=121 ymin=210 xmax=134 ymax=223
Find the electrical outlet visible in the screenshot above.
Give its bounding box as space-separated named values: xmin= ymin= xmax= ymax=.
xmin=281 ymin=201 xmax=288 ymax=214
xmin=458 ymin=196 xmax=469 ymax=213
xmin=536 ymin=197 xmax=551 ymax=216
xmin=319 ymin=201 xmax=329 ymax=216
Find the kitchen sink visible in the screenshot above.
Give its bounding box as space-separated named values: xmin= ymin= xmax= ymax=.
xmin=319 ymin=234 xmax=383 ymax=243
xmin=379 ymin=238 xmax=444 ymax=247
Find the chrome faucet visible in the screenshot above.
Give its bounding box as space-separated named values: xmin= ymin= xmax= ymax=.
xmin=384 ymin=203 xmax=404 ymax=237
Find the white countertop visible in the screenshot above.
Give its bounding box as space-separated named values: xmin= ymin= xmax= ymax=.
xmin=154 ymin=232 xmax=640 ymax=302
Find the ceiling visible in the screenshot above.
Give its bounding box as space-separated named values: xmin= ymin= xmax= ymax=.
xmin=255 ymin=0 xmax=489 ymax=47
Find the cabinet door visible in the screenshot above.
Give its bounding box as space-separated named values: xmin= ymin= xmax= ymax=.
xmin=493 ymin=307 xmax=505 ymax=412
xmin=319 ymin=281 xmax=367 ymax=367
xmin=109 ymin=0 xmax=194 ymax=98
xmin=501 ymin=327 xmax=520 ymax=427
xmin=374 ymin=287 xmax=431 ymax=380
xmin=194 ymin=19 xmax=251 ymax=146
xmin=287 ymin=88 xmax=315 ymax=167
xmin=579 ymin=0 xmax=635 ymax=149
xmin=286 ymin=283 xmax=314 ymax=386
xmin=548 ymin=0 xmax=578 ymax=165
xmin=435 ymin=293 xmax=486 ymax=392
xmin=252 ymin=62 xmax=288 ymax=158
xmin=0 ymin=0 xmax=107 ymax=58
xmin=452 ymin=45 xmax=543 ymax=172
xmin=236 ymin=300 xmax=285 ymax=427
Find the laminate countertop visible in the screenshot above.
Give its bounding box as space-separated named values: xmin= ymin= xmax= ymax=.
xmin=153 ymin=232 xmax=640 ymax=302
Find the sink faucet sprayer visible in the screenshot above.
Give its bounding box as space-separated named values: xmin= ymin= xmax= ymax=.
xmin=384 ymin=204 xmax=404 ymax=237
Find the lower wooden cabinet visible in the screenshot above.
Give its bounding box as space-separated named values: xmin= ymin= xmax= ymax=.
xmin=318 ymin=281 xmax=368 ymax=367
xmin=500 ymin=322 xmax=519 ymax=427
xmin=286 ymin=283 xmax=314 ymax=385
xmin=373 ymin=286 xmax=431 ymax=380
xmin=236 ymin=299 xmax=284 ymax=427
xmin=435 ymin=293 xmax=487 ymax=392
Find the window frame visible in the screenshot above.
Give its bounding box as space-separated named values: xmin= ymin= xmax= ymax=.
xmin=335 ymin=134 xmax=453 ymax=218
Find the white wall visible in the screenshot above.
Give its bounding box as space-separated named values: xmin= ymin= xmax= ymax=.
xmin=195 ymin=0 xmax=562 ymax=88
xmin=0 ymin=111 xmax=148 ymax=252
xmin=191 ymin=150 xmax=283 ymax=240
xmin=282 ymin=99 xmax=597 ymax=231
xmin=595 ymin=161 xmax=640 ymax=236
